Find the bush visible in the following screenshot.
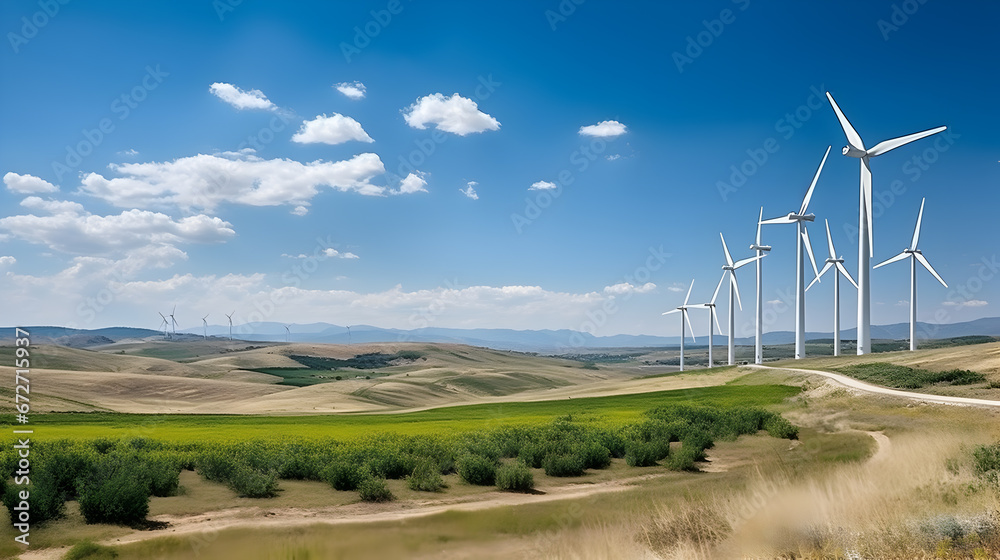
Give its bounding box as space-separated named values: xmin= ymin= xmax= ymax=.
xmin=518 ymin=443 xmax=545 ymax=469
xmin=625 ymin=441 xmax=662 ymax=467
xmin=195 ymin=451 xmax=237 ymax=482
xmin=64 ymin=540 xmax=119 ymax=560
xmin=495 ymin=462 xmax=534 ymax=492
xmin=365 ymin=448 xmax=415 ymax=480
xmin=667 ymin=446 xmax=701 ymax=471
xmin=973 ymin=444 xmax=1000 ymax=477
xmin=278 ymin=453 xmax=322 ymax=481
xmin=77 ymin=456 xmax=150 ymax=525
xmin=145 ymin=453 xmax=181 ymax=497
xmin=358 ymin=477 xmax=394 ymax=502
xmin=321 ymin=461 xmax=367 ymax=491
xmin=38 ymin=443 xmax=94 ymax=500
xmin=543 ymin=453 xmax=584 ymax=477
xmin=2 ymin=470 xmax=65 ymax=526
xmin=764 ymin=415 xmax=799 ymax=440
xmin=227 ymin=465 xmax=279 ymax=498
xmin=407 ymin=458 xmax=445 ymax=492
xmin=456 ymin=454 xmax=497 ymax=486
xmin=578 ymin=441 xmax=612 ymax=470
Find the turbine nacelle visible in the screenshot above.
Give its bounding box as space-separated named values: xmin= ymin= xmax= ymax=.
xmin=842 ymin=145 xmax=867 ymax=158
xmin=749 ymin=244 xmax=771 ymax=252
xmin=789 ymin=213 xmax=815 ymax=222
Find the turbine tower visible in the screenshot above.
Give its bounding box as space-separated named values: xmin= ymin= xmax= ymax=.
xmin=202 ymin=314 xmax=209 ymax=340
xmin=225 ymin=311 xmax=234 ymax=341
xmin=749 ymin=207 xmax=771 ymax=364
xmin=347 ymin=325 xmax=352 ymax=345
xmin=169 ymin=305 xmax=178 ymax=337
xmin=719 ymin=234 xmax=762 ymax=365
xmin=284 ymin=325 xmax=291 ymax=343
xmin=158 ymin=312 xmax=169 ymax=339
xmin=826 ymin=92 xmax=947 ymax=355
xmin=662 ymin=279 xmax=697 ymax=372
xmin=691 ymin=274 xmax=725 ymax=368
xmin=761 ymin=146 xmax=829 ymax=359
xmin=806 ymin=220 xmax=858 ymax=356
xmin=874 ymin=198 xmax=947 ymax=351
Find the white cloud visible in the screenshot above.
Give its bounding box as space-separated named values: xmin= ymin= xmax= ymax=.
xmin=79 ymin=151 xmax=388 ymax=212
xmin=4 ymin=172 xmax=58 ymax=193
xmin=282 ymin=248 xmax=359 ymax=260
xmin=460 ymin=182 xmax=479 ymax=200
xmin=579 ymin=120 xmax=627 ymax=138
xmin=529 ymin=181 xmax=557 ymax=191
xmin=943 ymin=299 xmax=988 ymax=308
xmin=291 ymin=205 xmax=309 ymax=216
xmin=119 ymin=149 xmax=139 ymax=157
xmin=209 ymin=82 xmax=276 ymax=111
xmin=606 ymin=154 xmax=621 ymax=161
xmin=766 ymin=299 xmax=783 ymax=305
xmin=666 ymin=283 xmax=687 ymax=293
xmin=335 ymin=81 xmax=366 ymax=100
xmin=604 ymin=282 xmax=656 ymax=295
xmin=291 ymin=113 xmax=374 ymax=145
xmin=0 ymin=256 xmax=15 ymax=266
xmin=20 ymin=196 xmax=86 ymax=214
xmin=402 ymin=93 xmax=500 ymax=135
xmin=393 ymin=172 xmax=428 ymax=195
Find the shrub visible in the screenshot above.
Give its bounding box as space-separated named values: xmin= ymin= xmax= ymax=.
xmin=358 ymin=477 xmax=394 ymax=502
xmin=64 ymin=540 xmax=119 ymax=560
xmin=145 ymin=453 xmax=181 ymax=497
xmin=77 ymin=456 xmax=150 ymax=525
xmin=227 ymin=465 xmax=279 ymax=498
xmin=973 ymin=444 xmax=1000 ymax=477
xmin=321 ymin=461 xmax=367 ymax=491
xmin=681 ymin=429 xmax=715 ymax=461
xmin=578 ymin=441 xmax=612 ymax=470
xmin=456 ymin=454 xmax=497 ymax=486
xmin=2 ymin=469 xmax=65 ymax=526
xmin=518 ymin=443 xmax=545 ymax=469
xmin=543 ymin=453 xmax=584 ymax=477
xmin=195 ymin=451 xmax=237 ymax=482
xmin=365 ymin=447 xmax=415 ymax=480
xmin=668 ymin=445 xmax=702 ymax=471
xmin=38 ymin=443 xmax=94 ymax=500
xmin=593 ymin=427 xmax=628 ymax=458
xmin=278 ymin=454 xmax=322 ymax=481
xmin=495 ymin=462 xmax=534 ymax=492
xmin=625 ymin=441 xmax=662 ymax=467
xmin=763 ymin=415 xmax=799 ymax=440
xmin=407 ymin=458 xmax=445 ymax=492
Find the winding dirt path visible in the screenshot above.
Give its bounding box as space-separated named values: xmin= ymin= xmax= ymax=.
xmin=747 ymin=364 xmax=1000 ymax=407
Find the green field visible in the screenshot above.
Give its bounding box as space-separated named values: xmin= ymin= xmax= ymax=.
xmin=3 ymin=384 xmax=799 ymax=443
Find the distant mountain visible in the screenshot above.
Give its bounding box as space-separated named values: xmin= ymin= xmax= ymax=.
xmin=3 ymin=318 xmax=1000 ymax=353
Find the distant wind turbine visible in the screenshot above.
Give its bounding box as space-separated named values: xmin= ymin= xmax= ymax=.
xmin=169 ymin=305 xmax=178 ymax=337
xmin=761 ymin=146 xmax=829 ymax=359
xmin=225 ymin=311 xmax=235 ymax=341
xmin=158 ymin=312 xmax=169 ymax=339
xmin=719 ymin=233 xmax=762 ymax=365
xmin=827 ymin=92 xmax=947 ymax=355
xmin=806 ymin=220 xmax=858 ymax=356
xmin=284 ymin=325 xmax=291 ymax=343
xmin=662 ymin=279 xmax=696 ymax=372
xmin=690 ymin=274 xmax=725 ymax=368
xmin=749 ymin=207 xmax=771 ymax=364
xmin=874 ymin=198 xmax=947 ymax=351
xmin=347 ymin=325 xmax=352 ymax=345
xmin=202 ymin=314 xmax=209 ymax=340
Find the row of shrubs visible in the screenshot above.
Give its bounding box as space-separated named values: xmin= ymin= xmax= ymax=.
xmin=0 ymin=404 xmax=797 ymax=527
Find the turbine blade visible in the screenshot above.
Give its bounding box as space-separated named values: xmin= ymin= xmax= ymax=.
xmin=756 ymin=207 xmax=764 ymax=245
xmin=867 ymin=126 xmax=948 ymax=157
xmin=760 ymin=216 xmax=795 ymax=225
xmin=874 ymin=251 xmax=909 ymax=268
xmin=837 ymin=262 xmax=859 ymax=289
xmin=799 ymin=145 xmax=831 ymax=215
xmin=712 ymin=272 xmax=726 ymax=305
xmin=802 ymin=225 xmax=820 ymax=279
xmin=862 ymin=158 xmax=874 ymax=253
xmin=807 ymin=262 xmax=833 ymax=291
xmin=910 ymin=198 xmax=925 ymax=250
xmin=661 ymin=309 xmax=681 ymax=316
xmin=730 ymin=272 xmax=743 ymax=311
xmin=684 ymin=309 xmax=696 ymax=342
xmin=720 ymin=233 xmax=734 ymax=266
xmin=712 ymin=307 xmax=724 ymax=336
xmin=733 ymin=255 xmax=762 ymax=269
xmin=825 ymin=219 xmax=836 ymax=259
xmin=915 ymin=252 xmax=948 ymax=287
xmin=684 ymin=279 xmax=695 ymax=306
xmin=826 ymin=92 xmax=865 ymax=151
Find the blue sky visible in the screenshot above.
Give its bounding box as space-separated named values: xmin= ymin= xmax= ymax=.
xmin=1 ymin=0 xmax=997 ymax=341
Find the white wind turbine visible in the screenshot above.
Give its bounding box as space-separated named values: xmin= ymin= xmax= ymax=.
xmin=202 ymin=314 xmax=209 ymax=340
xmin=225 ymin=311 xmax=235 ymax=341
xmin=719 ymin=234 xmax=762 ymax=365
xmin=662 ymin=279 xmax=697 ymax=372
xmin=749 ymin=207 xmax=771 ymax=364
xmin=690 ymin=274 xmax=725 ymax=368
xmin=826 ymin=92 xmax=947 ymax=355
xmin=169 ymin=305 xmax=178 ymax=337
xmin=874 ymin=198 xmax=947 ymax=351
xmin=806 ymin=220 xmax=858 ymax=356
xmin=761 ymin=146 xmax=829 ymax=359
xmin=158 ymin=312 xmax=169 ymax=339
xmin=346 ymin=325 xmax=352 ymax=345
xmin=284 ymin=325 xmax=291 ymax=343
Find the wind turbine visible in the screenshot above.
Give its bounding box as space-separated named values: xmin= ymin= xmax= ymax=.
xmin=169 ymin=305 xmax=178 ymax=337
xmin=346 ymin=325 xmax=352 ymax=345
xmin=761 ymin=146 xmax=829 ymax=359
xmin=807 ymin=220 xmax=858 ymax=356
xmin=662 ymin=279 xmax=697 ymax=372
xmin=202 ymin=314 xmax=209 ymax=339
xmin=749 ymin=207 xmax=771 ymax=364
xmin=284 ymin=325 xmax=291 ymax=343
xmin=719 ymin=234 xmax=762 ymax=365
xmin=874 ymin=198 xmax=947 ymax=351
xmin=225 ymin=311 xmax=234 ymax=341
xmin=826 ymin=92 xmax=947 ymax=355
xmin=690 ymin=274 xmax=725 ymax=367
xmin=158 ymin=312 xmax=169 ymax=339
